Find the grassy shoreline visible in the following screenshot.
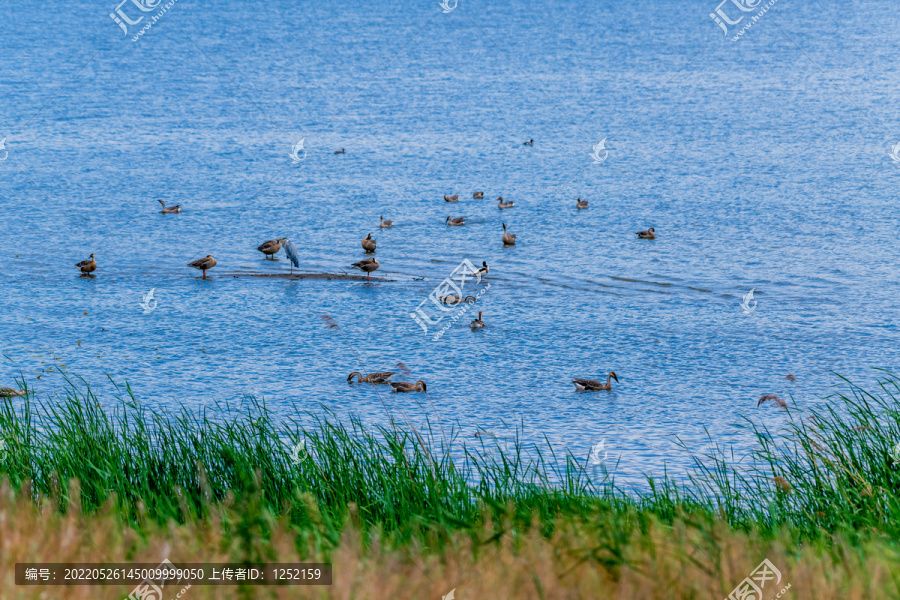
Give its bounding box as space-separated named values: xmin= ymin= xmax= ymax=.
xmin=3 ymin=373 xmax=900 ymax=597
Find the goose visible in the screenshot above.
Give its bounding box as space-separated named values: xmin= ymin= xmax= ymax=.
xmin=497 ymin=196 xmax=515 ymax=209
xmin=523 ymin=139 xmax=534 ymax=146
xmin=446 ymin=216 xmax=466 ymax=226
xmin=75 ymin=253 xmax=97 ymax=276
xmin=470 ymin=311 xmax=484 ymax=329
xmin=0 ymin=388 xmax=25 ymax=398
xmin=473 ymin=191 xmax=484 ymax=199
xmin=501 ymin=223 xmax=516 ymax=246
xmin=572 ymin=372 xmax=618 ymax=391
xmin=390 ymin=380 xmax=427 ymax=393
xmin=576 ymin=197 xmax=588 ymax=210
xmin=379 ymin=215 xmax=393 ymax=228
xmin=347 ymin=371 xmax=396 ymax=384
xmin=257 ymin=239 xmax=282 ymax=259
xmin=351 ymin=257 xmax=379 ymax=280
xmin=158 ymin=200 xmax=182 ymax=214
xmin=361 ymin=233 xmax=377 ymax=253
xmin=187 ymin=255 xmax=217 ymax=278
xmin=444 ymin=194 xmax=460 ymax=202
xmin=472 ymin=261 xmax=489 ymax=278
xmin=636 ymin=228 xmax=655 ymax=239
xmin=334 ymin=148 xmax=345 ymax=154
xmin=438 ymin=294 xmax=476 ymax=305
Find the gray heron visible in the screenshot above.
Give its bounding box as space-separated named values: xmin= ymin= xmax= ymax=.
xmin=280 ymin=238 xmax=300 ymax=274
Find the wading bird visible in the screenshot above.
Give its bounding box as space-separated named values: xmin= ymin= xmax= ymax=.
xmin=390 ymin=380 xmax=427 ymax=393
xmin=572 ymin=372 xmax=618 ymax=391
xmin=444 ymin=194 xmax=459 ymax=202
xmin=379 ymin=215 xmax=393 ymax=228
xmin=636 ymin=228 xmax=655 ymax=239
xmin=187 ymin=255 xmax=217 ymax=278
xmin=470 ymin=311 xmax=484 ymax=329
xmin=282 ymin=238 xmax=300 ymax=274
xmin=75 ymin=254 xmax=97 ymax=276
xmin=361 ymin=233 xmax=377 ymax=253
xmin=257 ymin=239 xmax=282 ymax=260
xmin=347 ymin=371 xmax=396 ymax=384
xmin=497 ymin=196 xmax=515 ymax=209
xmin=446 ymin=216 xmax=466 ymax=226
xmin=473 ymin=191 xmax=484 ymax=199
xmin=351 ymin=257 xmax=380 ymax=281
xmin=501 ymin=223 xmax=516 ymax=246
xmin=158 ymin=200 xmax=181 ymax=213
xmin=576 ymin=197 xmax=588 ymax=210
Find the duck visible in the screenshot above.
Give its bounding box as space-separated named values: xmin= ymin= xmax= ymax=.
xmin=351 ymin=257 xmax=380 ymax=281
xmin=75 ymin=254 xmax=97 ymax=276
xmin=334 ymin=148 xmax=345 ymax=154
xmin=497 ymin=196 xmax=515 ymax=209
xmin=501 ymin=223 xmax=516 ymax=246
xmin=187 ymin=255 xmax=217 ymax=278
xmin=158 ymin=200 xmax=182 ymax=214
xmin=347 ymin=371 xmax=396 ymax=384
xmin=636 ymin=228 xmax=655 ymax=239
xmin=572 ymin=372 xmax=619 ymax=391
xmin=0 ymin=388 xmax=25 ymax=398
xmin=576 ymin=197 xmax=589 ymax=210
xmin=473 ymin=191 xmax=484 ymax=199
xmin=444 ymin=194 xmax=460 ymax=202
xmin=446 ymin=216 xmax=466 ymax=226
xmin=257 ymin=239 xmax=282 ymax=260
xmin=438 ymin=294 xmax=476 ymax=305
xmin=470 ymin=311 xmax=484 ymax=329
xmin=390 ymin=380 xmax=427 ymax=393
xmin=379 ymin=215 xmax=393 ymax=228
xmin=361 ymin=233 xmax=377 ymax=253
xmin=472 ymin=261 xmax=489 ymax=278
xmin=523 ymin=139 xmax=534 ymax=146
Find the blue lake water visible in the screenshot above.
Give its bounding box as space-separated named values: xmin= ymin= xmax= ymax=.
xmin=2 ymin=0 xmax=899 ymax=486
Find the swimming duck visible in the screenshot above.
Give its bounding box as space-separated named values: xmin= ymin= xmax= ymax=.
xmin=473 ymin=191 xmax=484 ymax=199
xmin=390 ymin=380 xmax=427 ymax=393
xmin=523 ymin=139 xmax=534 ymax=146
xmin=187 ymin=255 xmax=217 ymax=278
xmin=347 ymin=371 xmax=396 ymax=384
xmin=501 ymin=223 xmax=516 ymax=246
xmin=351 ymin=257 xmax=380 ymax=280
xmin=636 ymin=228 xmax=655 ymax=239
xmin=257 ymin=239 xmax=282 ymax=259
xmin=497 ymin=196 xmax=515 ymax=209
xmin=158 ymin=200 xmax=182 ymax=214
xmin=362 ymin=233 xmax=377 ymax=253
xmin=444 ymin=194 xmax=460 ymax=202
xmin=470 ymin=311 xmax=484 ymax=329
xmin=0 ymin=388 xmax=24 ymax=398
xmin=572 ymin=372 xmax=618 ymax=391
xmin=75 ymin=254 xmax=97 ymax=276
xmin=438 ymin=294 xmax=476 ymax=305
xmin=334 ymin=148 xmax=345 ymax=154
xmin=472 ymin=261 xmax=489 ymax=278
xmin=379 ymin=215 xmax=393 ymax=228
xmin=576 ymin=198 xmax=588 ymax=210
xmin=446 ymin=216 xmax=466 ymax=226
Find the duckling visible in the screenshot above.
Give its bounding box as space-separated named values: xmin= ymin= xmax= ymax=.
xmin=501 ymin=223 xmax=516 ymax=246
xmin=572 ymin=372 xmax=618 ymax=391
xmin=473 ymin=191 xmax=484 ymax=199
xmin=390 ymin=380 xmax=427 ymax=393
xmin=75 ymin=253 xmax=97 ymax=276
xmin=257 ymin=239 xmax=282 ymax=259
xmin=187 ymin=255 xmax=217 ymax=278
xmin=351 ymin=257 xmax=380 ymax=281
xmin=576 ymin=197 xmax=588 ymax=210
xmin=470 ymin=311 xmax=484 ymax=329
xmin=497 ymin=196 xmax=515 ymax=209
xmin=379 ymin=215 xmax=393 ymax=228
xmin=446 ymin=216 xmax=466 ymax=226
xmin=158 ymin=200 xmax=182 ymax=214
xmin=361 ymin=233 xmax=377 ymax=253
xmin=438 ymin=294 xmax=476 ymax=305
xmin=444 ymin=194 xmax=460 ymax=202
xmin=0 ymin=388 xmax=25 ymax=398
xmin=523 ymin=139 xmax=534 ymax=146
xmin=347 ymin=371 xmax=396 ymax=384
xmin=636 ymin=228 xmax=655 ymax=239
xmin=334 ymin=148 xmax=345 ymax=154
